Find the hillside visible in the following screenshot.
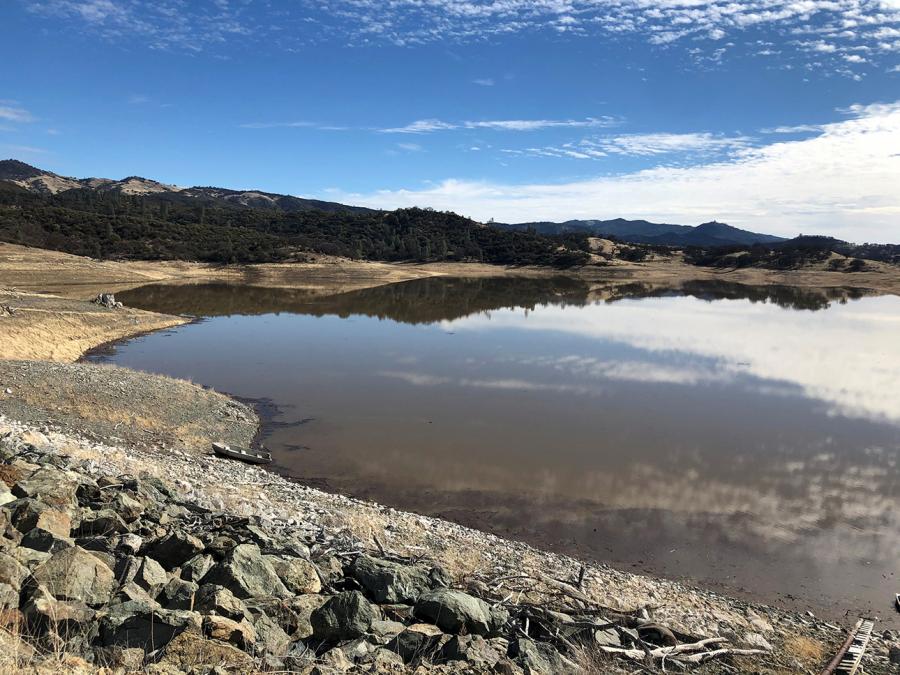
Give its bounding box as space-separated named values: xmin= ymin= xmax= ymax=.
xmin=497 ymin=217 xmax=785 ymax=247
xmin=0 ymin=162 xmax=590 ymax=267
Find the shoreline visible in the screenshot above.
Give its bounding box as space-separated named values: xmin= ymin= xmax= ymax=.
xmin=2 ymin=243 xmax=899 ymax=671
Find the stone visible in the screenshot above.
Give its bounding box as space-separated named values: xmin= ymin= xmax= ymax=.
xmin=149 ymin=531 xmax=205 ymax=570
xmin=889 ymin=645 xmax=900 ymax=665
xmin=8 ymin=500 xmax=72 ymax=538
xmin=193 ymin=584 xmax=248 ymax=620
xmin=439 ymin=634 xmax=502 ymax=667
xmin=272 ymin=556 xmax=322 ymax=594
xmin=311 ymin=591 xmax=377 ymax=642
xmin=20 ymin=527 xmax=74 ymax=553
xmin=202 ymin=543 xmax=289 ymax=599
xmin=180 ymin=553 xmax=214 ymax=582
xmin=114 ymin=493 xmax=144 ymax=522
xmin=156 ymin=630 xmax=254 ymax=672
xmin=370 ymin=618 xmax=406 ymax=641
xmin=159 ymin=577 xmax=198 ymax=610
xmin=12 ymin=466 xmax=82 ymax=510
xmin=289 ymin=593 xmax=329 ymax=639
xmin=252 ymin=612 xmax=292 ymax=654
xmin=0 ymin=551 xmax=29 ymax=588
xmin=509 ymin=638 xmax=558 ymax=674
xmin=203 ymin=614 xmax=256 ymax=648
xmin=100 ymin=601 xmax=201 ymax=650
xmin=115 ymin=533 xmax=144 ymax=556
xmin=638 ymin=623 xmax=677 ymax=647
xmin=414 ymin=588 xmax=508 ymax=636
xmin=744 ymin=632 xmax=774 ymax=651
xmin=32 ymin=546 xmax=115 ymax=606
xmin=244 ymin=596 xmax=301 ymax=636
xmin=348 ymin=554 xmax=436 ymax=604
xmin=24 ymin=584 xmax=95 ymax=626
xmin=387 ymin=623 xmax=446 ymax=663
xmin=0 ymin=582 xmax=18 ymax=611
xmin=74 ymin=509 xmax=128 ymax=537
xmin=114 ymin=581 xmax=158 ymax=606
xmin=369 ymin=647 xmax=405 ymax=669
xmin=134 ymin=557 xmax=168 ymax=597
xmin=321 ymin=647 xmax=353 ymax=671
xmin=594 ymin=628 xmax=621 ymax=647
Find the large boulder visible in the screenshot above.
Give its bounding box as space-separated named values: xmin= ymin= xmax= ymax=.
xmin=439 ymin=634 xmax=503 ymax=668
xmin=387 ymin=623 xmax=446 ymax=663
xmin=7 ymin=499 xmax=72 ymax=538
xmin=414 ymin=589 xmax=508 ymax=636
xmin=311 ymin=591 xmax=377 ymax=642
xmin=0 ymin=551 xmax=28 ymax=589
xmin=203 ymin=614 xmax=256 ymax=649
xmin=73 ymin=509 xmax=128 ymax=537
xmin=12 ymin=467 xmax=84 ymax=510
xmin=348 ymin=554 xmax=437 ymax=604
xmin=32 ymin=546 xmax=115 ymax=606
xmin=288 ymin=593 xmax=329 ymax=639
xmin=193 ymin=584 xmax=248 ymax=620
xmin=202 ymin=544 xmax=289 ymax=599
xmin=100 ymin=601 xmax=201 ymax=650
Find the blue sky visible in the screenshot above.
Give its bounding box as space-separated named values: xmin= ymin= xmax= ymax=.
xmin=1 ymin=1 xmax=899 ymax=240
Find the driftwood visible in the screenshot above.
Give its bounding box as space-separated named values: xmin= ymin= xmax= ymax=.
xmin=597 ymin=637 xmax=766 ymax=665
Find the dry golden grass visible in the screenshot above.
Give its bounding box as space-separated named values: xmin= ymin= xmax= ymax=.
xmin=783 ymin=635 xmax=826 ymax=668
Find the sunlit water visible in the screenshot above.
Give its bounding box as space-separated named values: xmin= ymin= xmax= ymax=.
xmin=87 ymin=278 xmax=900 ymax=621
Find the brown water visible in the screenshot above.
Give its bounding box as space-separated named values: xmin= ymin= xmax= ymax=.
xmin=88 ymin=277 xmax=900 ymax=623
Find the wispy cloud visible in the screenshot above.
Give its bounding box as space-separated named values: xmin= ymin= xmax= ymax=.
xmin=0 ymin=103 xmax=34 ymax=124
xmin=503 ymin=132 xmax=751 ymax=161
xmin=473 ymin=78 xmax=494 ymax=86
xmin=28 ymin=0 xmax=900 ymax=71
xmin=331 ymin=101 xmax=900 ymax=243
xmin=380 ymin=117 xmax=617 ymax=134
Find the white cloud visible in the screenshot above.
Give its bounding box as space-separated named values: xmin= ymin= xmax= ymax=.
xmin=0 ymin=104 xmax=34 ymax=124
xmin=473 ymin=78 xmax=494 ymax=86
xmin=332 ymin=101 xmax=900 ymax=242
xmin=379 ymin=117 xmax=617 ymax=134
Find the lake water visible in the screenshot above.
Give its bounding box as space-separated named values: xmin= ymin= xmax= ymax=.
xmin=87 ymin=277 xmax=900 ymax=622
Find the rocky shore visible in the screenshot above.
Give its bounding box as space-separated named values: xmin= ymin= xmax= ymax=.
xmin=0 ymin=416 xmax=894 ymax=674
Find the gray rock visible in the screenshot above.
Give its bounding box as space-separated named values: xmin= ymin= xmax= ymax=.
xmin=180 ymin=553 xmax=214 ymax=582
xmin=311 ymin=591 xmax=377 ymax=642
xmin=24 ymin=584 xmax=95 ymax=627
xmin=0 ymin=551 xmax=28 ymax=588
xmin=148 ymin=531 xmax=204 ymax=570
xmin=252 ymin=612 xmax=291 ymax=655
xmin=594 ymin=627 xmax=621 ymax=647
xmin=12 ymin=466 xmax=83 ymax=509
xmin=0 ymin=581 xmax=18 ymax=610
xmin=7 ymin=499 xmax=72 ymax=537
xmin=288 ymin=593 xmax=329 ymax=639
xmin=414 ymin=588 xmax=508 ymax=636
xmin=114 ymin=493 xmax=144 ymax=522
xmin=160 ymin=577 xmax=198 ymax=610
xmin=509 ymin=638 xmax=561 ymax=674
xmin=32 ymin=545 xmax=115 ymax=606
xmin=134 ymin=557 xmax=168 ymax=597
xmin=889 ymin=645 xmax=900 ymax=665
xmin=348 ymin=554 xmax=435 ymax=604
xmin=202 ymin=543 xmax=289 ymax=599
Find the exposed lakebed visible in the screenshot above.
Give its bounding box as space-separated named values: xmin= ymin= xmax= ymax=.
xmin=87 ymin=277 xmax=900 ymax=623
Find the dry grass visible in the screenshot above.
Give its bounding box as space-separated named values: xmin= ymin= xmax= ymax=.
xmin=783 ymin=635 xmax=826 ymax=668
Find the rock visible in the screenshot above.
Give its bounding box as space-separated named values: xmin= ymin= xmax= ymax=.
xmin=156 ymin=631 xmax=254 ymax=672
xmin=493 ymin=657 xmax=524 ymax=675
xmin=73 ymin=509 xmax=128 ymax=537
xmin=594 ymin=627 xmax=621 ymax=647
xmin=0 ymin=582 xmax=18 ymax=610
xmin=114 ymin=581 xmax=158 ymax=605
xmin=744 ymin=632 xmax=774 ymax=651
xmin=889 ymin=645 xmax=900 ymax=665
xmin=159 ymin=577 xmax=198 ymax=610
xmin=20 ymin=527 xmax=74 ymax=553
xmin=8 ymin=499 xmax=72 ymax=538
xmin=149 ymin=531 xmax=205 ymax=570
xmin=114 ymin=493 xmax=144 ymax=522
xmin=134 ymin=557 xmax=168 ymax=597
xmin=321 ymin=647 xmax=353 ymax=671
xmin=0 ymin=551 xmax=30 ymax=588
xmin=509 ymin=638 xmax=562 ymax=674
xmin=289 ymin=593 xmax=329 ymax=639
xmin=252 ymin=612 xmax=292 ymax=655
xmin=115 ymin=533 xmax=144 ymax=556
xmin=348 ymin=554 xmax=437 ymax=604
xmin=100 ymin=601 xmax=201 ymax=650
xmin=370 ymin=618 xmax=406 ymax=641
xmin=414 ymin=588 xmax=508 ymax=636
xmin=180 ymin=553 xmax=214 ymax=582
xmin=387 ymin=622 xmax=446 ymax=663
xmin=202 ymin=543 xmax=289 ymax=599
xmin=203 ymin=614 xmax=256 ymax=648
xmin=272 ymin=556 xmax=322 ymax=594
xmin=32 ymin=546 xmax=115 ymax=606
xmin=311 ymin=591 xmax=377 ymax=642
xmin=24 ymin=584 xmax=95 ymax=627
xmin=369 ymin=647 xmax=405 ymax=669
xmin=194 ymin=584 xmax=248 ymax=620
xmin=12 ymin=466 xmax=83 ymax=510
xmin=244 ymin=596 xmax=301 ymax=636
xmin=439 ymin=634 xmax=502 ymax=667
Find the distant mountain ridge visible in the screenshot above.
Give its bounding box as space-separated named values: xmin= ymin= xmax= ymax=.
xmin=0 ymin=159 xmax=371 ymax=214
xmin=496 ymin=217 xmax=787 ymax=248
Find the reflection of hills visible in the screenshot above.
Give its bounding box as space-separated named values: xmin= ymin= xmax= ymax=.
xmin=595 ymin=279 xmax=868 ymax=311
xmin=117 ymin=276 xmax=868 ymax=322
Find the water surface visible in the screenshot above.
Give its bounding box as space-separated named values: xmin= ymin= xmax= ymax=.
xmin=89 ymin=277 xmax=900 ymax=622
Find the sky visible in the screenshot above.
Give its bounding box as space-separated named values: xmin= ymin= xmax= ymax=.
xmin=1 ymin=1 xmax=899 ymax=241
